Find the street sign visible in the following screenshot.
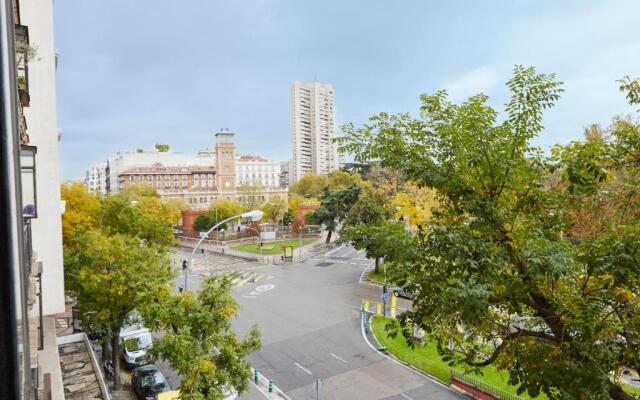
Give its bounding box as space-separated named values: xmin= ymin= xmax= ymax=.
xmin=381 ymin=293 xmax=388 ymax=301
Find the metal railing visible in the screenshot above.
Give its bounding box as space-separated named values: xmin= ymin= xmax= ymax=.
xmin=450 ymin=369 xmax=523 ymax=400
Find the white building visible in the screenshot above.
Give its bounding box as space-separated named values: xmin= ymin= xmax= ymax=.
xmin=85 ymin=162 xmax=107 ymax=195
xmin=290 ymin=81 xmax=340 ymax=184
xmin=236 ymin=154 xmax=281 ymax=188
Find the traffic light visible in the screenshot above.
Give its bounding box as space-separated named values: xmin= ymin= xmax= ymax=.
xmin=182 ymin=260 xmax=188 ymax=270
xmin=382 ymin=285 xmax=388 ymax=294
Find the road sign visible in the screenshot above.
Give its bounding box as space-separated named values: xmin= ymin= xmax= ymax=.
xmin=381 ymin=293 xmax=388 ymax=301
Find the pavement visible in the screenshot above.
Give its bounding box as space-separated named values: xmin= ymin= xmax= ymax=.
xmin=163 ymin=244 xmax=464 ymax=400
xmin=231 ymin=244 xmax=464 ymax=400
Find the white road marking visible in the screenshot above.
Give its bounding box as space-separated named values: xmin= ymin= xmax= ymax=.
xmin=359 ymin=262 xmax=374 ymax=283
xmin=325 ymin=244 xmax=345 ymax=256
xmin=330 ymin=352 xmax=347 ymax=363
xmin=400 ymin=393 xmax=414 ymax=400
xmin=294 ymin=362 xmax=312 ymax=375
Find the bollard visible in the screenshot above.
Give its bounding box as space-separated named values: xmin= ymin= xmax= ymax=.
xmin=254 ymin=369 xmax=258 ymax=383
xmin=269 ymin=380 xmax=273 ymax=393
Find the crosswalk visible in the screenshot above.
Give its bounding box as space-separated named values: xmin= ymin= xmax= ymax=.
xmin=230 ymin=272 xmax=270 ymax=288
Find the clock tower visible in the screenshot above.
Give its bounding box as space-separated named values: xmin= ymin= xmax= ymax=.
xmin=215 ymin=130 xmax=236 ymax=193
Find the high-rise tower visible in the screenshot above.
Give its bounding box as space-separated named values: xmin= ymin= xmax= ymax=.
xmin=290 ymin=81 xmax=339 ymax=184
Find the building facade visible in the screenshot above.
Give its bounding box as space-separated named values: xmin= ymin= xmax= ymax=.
xmin=112 ymin=131 xmax=287 ymax=209
xmin=236 ymin=154 xmax=281 ymax=188
xmin=290 ymin=81 xmax=340 ymax=184
xmin=84 ymin=161 xmax=107 ymax=195
xmin=279 ymin=160 xmax=290 ymax=188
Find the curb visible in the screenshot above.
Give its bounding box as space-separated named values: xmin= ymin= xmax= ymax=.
xmin=248 ymin=367 xmax=291 ymax=400
xmin=361 ymin=314 xmax=472 ymax=399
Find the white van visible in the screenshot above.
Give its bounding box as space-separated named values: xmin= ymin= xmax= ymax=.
xmin=120 ymin=327 xmax=153 ymax=369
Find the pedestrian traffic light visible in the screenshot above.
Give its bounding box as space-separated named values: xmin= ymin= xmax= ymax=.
xmin=382 ymin=285 xmax=388 ymax=294
xmin=182 ymin=260 xmax=188 ymax=270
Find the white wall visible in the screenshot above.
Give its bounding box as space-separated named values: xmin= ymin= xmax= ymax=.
xmin=21 ymin=0 xmax=65 ymax=315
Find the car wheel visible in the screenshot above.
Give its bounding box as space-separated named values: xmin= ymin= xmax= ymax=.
xmin=394 ymin=290 xmax=400 ymax=297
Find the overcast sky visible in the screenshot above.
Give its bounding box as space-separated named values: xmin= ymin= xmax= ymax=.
xmin=54 ymin=0 xmax=640 ymax=179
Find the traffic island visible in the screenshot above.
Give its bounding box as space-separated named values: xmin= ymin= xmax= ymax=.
xmin=368 ymin=316 xmax=546 ymax=400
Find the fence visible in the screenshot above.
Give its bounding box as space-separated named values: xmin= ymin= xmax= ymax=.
xmin=450 ymin=369 xmax=523 ymax=400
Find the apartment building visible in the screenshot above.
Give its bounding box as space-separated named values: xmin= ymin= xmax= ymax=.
xmin=290 ymin=81 xmax=340 ymax=184
xmin=84 ymin=161 xmax=107 ymax=195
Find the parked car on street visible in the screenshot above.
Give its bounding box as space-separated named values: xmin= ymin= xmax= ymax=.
xmin=131 ymin=365 xmax=171 ymax=400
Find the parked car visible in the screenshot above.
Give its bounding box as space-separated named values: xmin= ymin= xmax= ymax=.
xmin=120 ymin=327 xmax=153 ymax=369
xmin=131 ymin=365 xmax=171 ymax=400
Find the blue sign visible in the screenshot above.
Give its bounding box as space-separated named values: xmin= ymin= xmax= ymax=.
xmin=381 ymin=293 xmax=388 ymax=301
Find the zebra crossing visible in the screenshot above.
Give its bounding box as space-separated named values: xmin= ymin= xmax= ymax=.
xmin=169 ymin=251 xmax=271 ymax=289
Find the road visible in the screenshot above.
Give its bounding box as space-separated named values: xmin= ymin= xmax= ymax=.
xmin=163 ymin=245 xmax=464 ymax=399
xmin=231 ymin=244 xmax=464 ymax=400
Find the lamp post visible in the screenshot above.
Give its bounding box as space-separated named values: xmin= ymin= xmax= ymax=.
xmin=185 ymin=210 xmax=263 ymax=291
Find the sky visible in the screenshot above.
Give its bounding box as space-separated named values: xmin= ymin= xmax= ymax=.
xmin=54 ymin=0 xmax=640 ymax=180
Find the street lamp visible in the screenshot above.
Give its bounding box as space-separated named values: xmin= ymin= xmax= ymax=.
xmin=184 ymin=210 xmax=263 ymax=291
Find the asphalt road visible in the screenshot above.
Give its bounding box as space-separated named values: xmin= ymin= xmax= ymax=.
xmin=231 ymin=244 xmax=464 ymax=400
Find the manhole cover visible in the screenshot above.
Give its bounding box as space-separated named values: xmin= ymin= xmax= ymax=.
xmin=315 ymin=262 xmax=333 ymax=267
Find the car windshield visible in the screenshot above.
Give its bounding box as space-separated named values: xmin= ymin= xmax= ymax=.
xmin=141 ymin=371 xmax=165 ymax=388
xmin=125 ymin=335 xmax=152 ymax=352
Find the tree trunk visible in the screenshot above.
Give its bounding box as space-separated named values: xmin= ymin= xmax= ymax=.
xmin=609 ymin=383 xmax=634 ymax=400
xmin=374 ymin=257 xmax=380 ymax=274
xmin=111 ymin=333 xmax=121 ymax=389
xmin=326 ymin=230 xmax=333 ymax=243
xmin=101 ymin=339 xmax=109 ymax=364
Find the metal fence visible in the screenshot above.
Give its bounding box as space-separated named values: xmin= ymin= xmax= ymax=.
xmin=450 ymin=369 xmax=523 ymax=400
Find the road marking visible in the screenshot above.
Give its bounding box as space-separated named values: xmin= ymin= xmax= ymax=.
xmin=294 ymin=362 xmax=312 ymax=375
xmin=266 ymin=275 xmax=274 ymax=280
xmin=253 ymin=274 xmax=265 ymax=283
xmin=330 ymin=353 xmax=347 ymax=363
xmin=359 ymin=262 xmax=374 ymax=283
xmin=325 ymin=244 xmax=345 ymax=256
xmin=255 ymin=284 xmax=275 ymax=292
xmin=242 ymin=295 xmax=257 ymax=299
xmin=400 ymin=393 xmax=414 ymax=400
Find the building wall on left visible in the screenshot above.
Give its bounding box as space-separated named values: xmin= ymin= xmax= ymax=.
xmin=21 ymin=0 xmax=65 ymax=316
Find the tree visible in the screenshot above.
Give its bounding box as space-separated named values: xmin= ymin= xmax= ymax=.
xmin=118 ymin=183 xmax=158 ymax=201
xmin=289 ymin=173 xmax=328 ymax=197
xmin=144 ymin=275 xmax=260 ymax=399
xmin=340 ymin=66 xmax=640 ymax=399
xmin=261 ymin=196 xmax=287 ymax=223
xmin=207 ymin=199 xmax=245 ymax=231
xmin=64 ymin=230 xmax=174 ymax=389
xmin=193 ymin=214 xmax=213 ymax=232
xmin=341 ymin=187 xmax=391 ymax=273
xmin=391 ymin=183 xmax=439 ymax=230
xmin=99 ymin=195 xmax=179 ymax=248
xmin=60 ymin=182 xmax=100 ymax=246
xmin=311 ymin=185 xmax=361 ymax=243
xmin=364 ymin=165 xmax=404 ymax=199
xmin=327 ymin=170 xmax=363 ymax=190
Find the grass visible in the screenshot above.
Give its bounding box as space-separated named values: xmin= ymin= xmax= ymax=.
xmin=370 ymin=317 xmax=547 ymax=400
xmin=367 ymin=270 xmax=386 ymax=285
xmin=230 ymin=238 xmax=317 ymax=255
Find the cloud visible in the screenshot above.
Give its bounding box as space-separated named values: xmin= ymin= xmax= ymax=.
xmin=440 ymin=66 xmax=499 ymax=101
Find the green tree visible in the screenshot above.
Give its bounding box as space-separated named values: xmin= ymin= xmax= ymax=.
xmin=64 ymin=230 xmax=174 ymax=389
xmin=340 ymin=66 xmax=640 ymax=399
xmin=145 ymin=275 xmax=261 ymax=400
xmin=327 ymin=170 xmax=363 ymax=190
xmin=289 ymin=173 xmax=329 ymax=197
xmin=341 ymin=188 xmax=391 ymax=273
xmin=261 ymin=196 xmax=287 ymax=223
xmin=99 ymin=195 xmax=179 ymax=247
xmin=193 ymin=214 xmax=213 ymax=232
xmin=311 ymin=185 xmax=361 ymax=243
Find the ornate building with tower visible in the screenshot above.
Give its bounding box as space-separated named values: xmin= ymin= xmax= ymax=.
xmin=108 ymin=130 xmax=287 ymax=209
